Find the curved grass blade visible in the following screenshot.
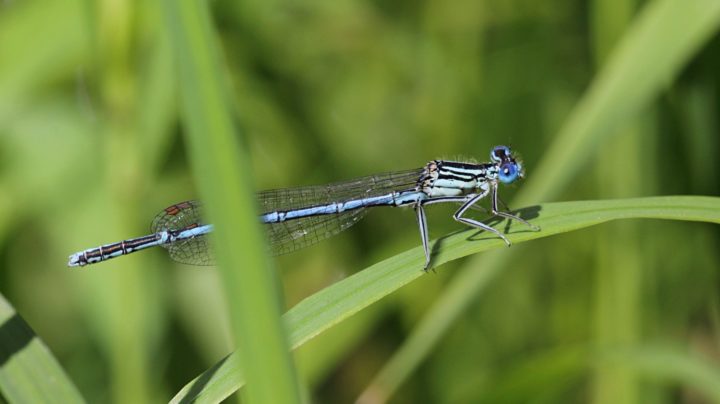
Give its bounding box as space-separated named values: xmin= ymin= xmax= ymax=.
xmin=172 ymin=196 xmax=720 ymax=403
xmin=0 ymin=293 xmax=85 ymax=404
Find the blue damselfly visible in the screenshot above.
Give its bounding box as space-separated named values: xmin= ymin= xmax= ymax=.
xmin=68 ymin=145 xmax=539 ymax=269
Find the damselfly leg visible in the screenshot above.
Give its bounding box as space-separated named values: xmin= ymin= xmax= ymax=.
xmin=415 ymin=183 xmax=539 ymax=270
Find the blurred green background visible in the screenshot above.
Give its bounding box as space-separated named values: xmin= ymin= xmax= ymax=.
xmin=1 ymin=0 xmax=719 ymax=403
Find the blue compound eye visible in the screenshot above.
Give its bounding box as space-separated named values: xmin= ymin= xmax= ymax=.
xmin=498 ymin=162 xmax=520 ymax=184
xmin=491 ymin=145 xmax=511 ymax=162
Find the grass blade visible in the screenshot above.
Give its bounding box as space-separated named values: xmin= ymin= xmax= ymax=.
xmin=173 ymin=196 xmax=720 ymax=403
xmin=162 ymin=1 xmax=301 ymax=403
xmin=0 ymin=293 xmax=85 ymax=404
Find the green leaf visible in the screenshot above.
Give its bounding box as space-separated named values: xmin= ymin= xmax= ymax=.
xmin=172 ymin=196 xmax=720 ymax=403
xmin=161 ymin=1 xmax=302 ymax=403
xmin=0 ymin=293 xmax=85 ymax=404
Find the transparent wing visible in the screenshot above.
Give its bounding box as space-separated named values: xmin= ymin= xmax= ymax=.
xmin=151 ymin=201 xmax=214 ymax=266
xmin=260 ymin=169 xmax=423 ymax=255
xmin=165 ymin=234 xmax=214 ymax=265
xmin=149 ymin=168 xmax=424 ymax=264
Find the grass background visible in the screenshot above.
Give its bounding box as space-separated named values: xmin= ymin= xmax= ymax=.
xmin=1 ymin=0 xmax=719 ymax=403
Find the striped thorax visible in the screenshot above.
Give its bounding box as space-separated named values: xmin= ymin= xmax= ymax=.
xmin=419 ymin=145 xmax=524 ymax=198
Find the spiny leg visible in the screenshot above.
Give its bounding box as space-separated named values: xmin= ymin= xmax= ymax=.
xmin=417 ymin=196 xmax=476 ymax=271
xmin=415 ymin=204 xmax=432 ymax=270
xmin=453 ymin=188 xmax=512 ymax=246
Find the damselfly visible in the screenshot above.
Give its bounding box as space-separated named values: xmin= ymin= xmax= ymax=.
xmin=68 ymin=145 xmax=539 ymax=270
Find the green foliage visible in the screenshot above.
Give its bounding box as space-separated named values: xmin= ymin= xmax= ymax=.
xmin=0 ymin=0 xmax=718 ymax=403
xmin=173 ymin=196 xmax=720 ymax=403
xmin=0 ymin=293 xmax=84 ymax=403
xmin=162 ymin=1 xmax=302 ymax=403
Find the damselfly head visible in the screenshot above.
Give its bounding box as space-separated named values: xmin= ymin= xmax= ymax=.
xmin=491 ymin=145 xmax=524 ymax=184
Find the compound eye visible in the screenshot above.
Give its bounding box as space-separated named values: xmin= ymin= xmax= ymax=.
xmin=498 ymin=162 xmax=519 ymax=184
xmin=491 ymin=145 xmax=511 ymax=162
